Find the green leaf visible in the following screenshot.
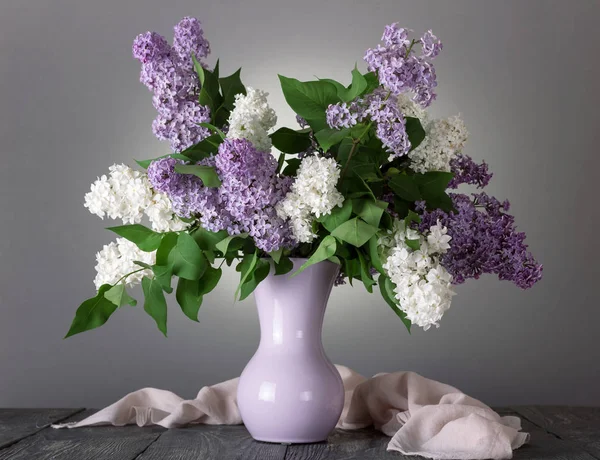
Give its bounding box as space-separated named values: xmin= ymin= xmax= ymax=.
xmin=314 ymin=127 xmax=351 ymax=152
xmin=65 ymin=285 xmax=118 ymax=338
xmin=380 ymin=211 xmax=394 ymax=230
xmin=180 ymin=134 xmax=223 ymax=162
xmin=219 ymin=68 xmax=246 ymax=111
xmin=135 ymin=153 xmax=189 ymax=169
xmin=199 ymin=265 xmax=222 ymax=295
xmin=215 ymin=233 xmax=248 ymax=255
xmin=357 ymin=250 xmax=375 ymax=293
xmin=328 ymin=255 xmax=341 ymax=264
xmin=340 ymin=66 xmax=368 ymax=102
xmin=171 ymin=233 xmax=206 ymax=280
xmin=278 ymin=75 xmax=339 ymax=121
xmin=270 ymin=127 xmax=312 ymax=154
xmin=423 ymin=192 xmax=455 ymax=212
xmin=415 ymin=172 xmax=455 ymax=212
xmin=368 ymin=235 xmax=385 ymax=275
xmin=405 ymin=117 xmax=426 ymax=151
xmin=415 ymin=171 xmax=454 ymax=195
xmin=155 ymin=232 xmax=178 ymax=266
xmin=363 ymin=71 xmax=380 ymax=94
xmin=317 ymin=78 xmax=347 ymax=96
xmin=192 ymin=228 xmax=229 ymax=252
xmin=342 ymin=258 xmax=361 ymax=285
xmin=394 ymin=198 xmax=410 ymax=219
xmin=239 ymin=258 xmax=270 ymax=301
xmin=192 ymin=55 xmax=206 ymax=86
xmin=405 ymin=238 xmax=420 ymax=250
xmin=133 ymin=261 xmax=153 ymax=270
xmin=142 ymin=277 xmax=168 ymax=336
xmin=379 ymin=276 xmax=411 ymax=333
xmin=274 ymin=256 xmax=294 ymax=275
xmin=318 ymin=200 xmax=353 ymax=232
xmin=175 ymin=277 xmax=204 ymax=322
xmin=282 ymin=158 xmax=302 ymax=176
xmin=388 ymin=174 xmax=422 ymax=201
xmin=352 ymin=199 xmax=388 ymax=227
xmin=174 ymin=164 xmax=221 ymax=188
xmin=198 ymin=61 xmax=223 ymax=117
xmin=269 ymin=248 xmax=283 ymax=264
xmin=198 ymin=122 xmax=226 ymax=139
xmin=349 ymin=122 xmax=371 ymax=141
xmin=293 ymin=236 xmax=337 ymax=277
xmin=331 ymin=217 xmax=379 ymax=247
xmin=107 ymin=224 xmax=162 ymax=252
xmin=152 ymin=264 xmax=173 ymax=294
xmin=236 ymin=251 xmax=258 ymax=299
xmin=104 ymin=284 xmax=137 ymax=307
xmin=404 ymin=209 xmax=422 ymax=227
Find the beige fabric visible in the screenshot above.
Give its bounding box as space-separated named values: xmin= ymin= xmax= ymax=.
xmin=53 ymin=365 xmax=528 ymax=459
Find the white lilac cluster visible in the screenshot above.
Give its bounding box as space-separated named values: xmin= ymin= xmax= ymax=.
xmin=408 ymin=115 xmax=468 ymax=174
xmin=84 ymin=164 xmax=188 ymax=232
xmin=94 ymin=238 xmax=155 ymax=289
xmin=277 ymin=156 xmax=344 ymax=243
xmin=380 ymin=219 xmax=455 ymax=330
xmin=396 ymin=94 xmax=429 ymax=123
xmin=145 ymin=192 xmax=189 ymax=232
xmin=226 ymin=88 xmax=277 ymax=151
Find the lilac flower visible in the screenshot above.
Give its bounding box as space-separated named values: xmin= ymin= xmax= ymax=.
xmin=172 ymin=17 xmax=210 ymax=71
xmin=421 ymin=30 xmax=443 ymax=58
xmin=382 ymin=23 xmax=411 ymax=47
xmin=147 ymin=140 xmax=295 ymax=253
xmin=133 ymin=18 xmax=212 ymax=152
xmin=296 ymin=115 xmax=308 ymax=129
xmin=326 ymin=103 xmax=358 ymax=129
xmin=146 ymin=156 xmax=224 ymax=230
xmin=417 ymin=193 xmax=543 ymax=289
xmin=132 ymin=32 xmax=170 ymax=64
xmin=214 ymin=139 xmax=294 ymax=252
xmin=364 ymin=24 xmax=441 ymax=107
xmin=326 ymin=89 xmax=410 ymax=159
xmin=152 ymin=99 xmax=211 ymax=153
xmin=448 ymin=154 xmax=493 ymax=189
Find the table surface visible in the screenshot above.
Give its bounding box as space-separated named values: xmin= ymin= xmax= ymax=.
xmin=0 ymin=406 xmax=598 ymax=459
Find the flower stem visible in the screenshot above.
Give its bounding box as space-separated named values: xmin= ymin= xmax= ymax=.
xmin=113 ymin=268 xmax=145 ymax=286
xmin=340 ymin=139 xmax=361 ymax=183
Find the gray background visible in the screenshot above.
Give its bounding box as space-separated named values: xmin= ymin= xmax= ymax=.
xmin=1 ymin=0 xmax=598 ymax=408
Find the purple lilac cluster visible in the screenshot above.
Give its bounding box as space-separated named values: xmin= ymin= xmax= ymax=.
xmin=325 ymin=103 xmax=358 ymax=129
xmin=364 ymin=24 xmax=441 ymax=108
xmin=448 ymin=154 xmax=493 ymax=189
xmin=147 ymin=139 xmax=295 ymax=252
xmin=326 ymin=89 xmax=410 ymax=159
xmin=417 ymin=194 xmax=543 ymax=289
xmin=133 ymin=18 xmax=212 ymax=152
xmin=147 ymin=156 xmax=224 ymax=228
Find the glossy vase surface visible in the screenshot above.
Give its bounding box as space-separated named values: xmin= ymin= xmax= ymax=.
xmin=237 ymin=259 xmax=344 ymax=443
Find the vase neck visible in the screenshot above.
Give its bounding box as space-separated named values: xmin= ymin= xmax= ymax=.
xmin=253 ymin=260 xmax=339 ymax=350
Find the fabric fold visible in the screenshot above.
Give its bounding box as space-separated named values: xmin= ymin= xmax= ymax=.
xmin=53 ymin=366 xmax=527 ymax=459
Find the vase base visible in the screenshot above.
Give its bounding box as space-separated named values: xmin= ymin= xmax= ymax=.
xmin=252 ymin=436 xmax=328 ymax=445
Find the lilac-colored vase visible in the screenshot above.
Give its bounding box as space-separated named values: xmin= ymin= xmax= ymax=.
xmin=237 ymin=258 xmax=344 ymax=443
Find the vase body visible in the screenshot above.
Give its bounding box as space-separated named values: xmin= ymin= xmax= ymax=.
xmin=237 ymin=259 xmax=344 ymax=443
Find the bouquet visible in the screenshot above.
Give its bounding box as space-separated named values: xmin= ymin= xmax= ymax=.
xmin=66 ymin=18 xmax=542 ymax=338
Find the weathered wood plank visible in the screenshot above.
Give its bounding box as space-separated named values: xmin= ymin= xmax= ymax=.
xmin=505 ymin=413 xmax=597 ymax=460
xmin=135 ymin=424 xmax=287 ymax=460
xmin=0 ymin=409 xmax=164 ymax=460
xmin=0 ymin=409 xmax=84 ymax=449
xmin=0 ymin=408 xmax=598 ymax=460
xmin=285 ymin=428 xmax=395 ymax=460
xmin=513 ymin=406 xmax=600 ymax=458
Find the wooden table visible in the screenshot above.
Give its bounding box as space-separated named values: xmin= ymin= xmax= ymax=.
xmin=0 ymin=407 xmax=598 ymax=459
